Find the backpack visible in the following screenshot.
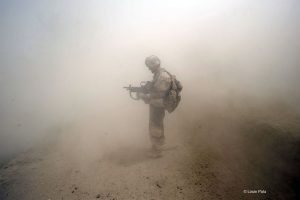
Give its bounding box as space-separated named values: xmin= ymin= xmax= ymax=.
xmin=163 ymin=69 xmax=183 ymax=113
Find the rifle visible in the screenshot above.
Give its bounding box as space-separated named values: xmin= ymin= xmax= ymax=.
xmin=123 ymin=81 xmax=152 ymax=100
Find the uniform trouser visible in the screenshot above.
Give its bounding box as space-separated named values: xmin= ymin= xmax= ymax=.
xmin=149 ymin=105 xmax=165 ymax=147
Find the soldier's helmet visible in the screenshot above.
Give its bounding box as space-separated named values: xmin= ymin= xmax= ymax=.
xmin=145 ymin=55 xmax=161 ymax=68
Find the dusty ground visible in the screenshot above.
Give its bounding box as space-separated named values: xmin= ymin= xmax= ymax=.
xmin=1 ymin=103 xmax=299 ymax=200
xmin=0 ymin=122 xmax=221 ymax=200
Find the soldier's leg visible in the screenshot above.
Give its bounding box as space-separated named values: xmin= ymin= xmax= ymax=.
xmin=149 ymin=105 xmax=165 ymax=150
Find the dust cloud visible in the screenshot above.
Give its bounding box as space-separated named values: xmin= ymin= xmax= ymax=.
xmin=1 ymin=0 xmax=300 ymax=199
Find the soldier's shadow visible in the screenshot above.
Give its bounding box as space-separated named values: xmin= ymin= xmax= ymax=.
xmin=102 ymin=146 xmax=153 ymax=166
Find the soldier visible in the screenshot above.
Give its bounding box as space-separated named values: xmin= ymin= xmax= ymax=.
xmin=138 ymin=55 xmax=172 ymax=157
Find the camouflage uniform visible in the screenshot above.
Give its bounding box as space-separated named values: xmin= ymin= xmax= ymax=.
xmin=148 ymin=68 xmax=171 ymax=148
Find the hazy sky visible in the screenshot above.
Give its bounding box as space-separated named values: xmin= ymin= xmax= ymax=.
xmin=1 ymin=0 xmax=300 ymax=158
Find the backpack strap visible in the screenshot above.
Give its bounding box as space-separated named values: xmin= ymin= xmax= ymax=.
xmin=162 ymin=68 xmax=173 ymax=79
xmin=162 ymin=68 xmax=177 ymax=90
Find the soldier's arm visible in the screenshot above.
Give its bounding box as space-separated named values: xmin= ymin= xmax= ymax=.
xmin=137 ymin=81 xmax=154 ymax=104
xmin=149 ymin=72 xmax=171 ymax=107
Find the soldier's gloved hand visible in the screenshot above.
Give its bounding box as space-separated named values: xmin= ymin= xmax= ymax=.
xmin=138 ymin=93 xmax=150 ymax=104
